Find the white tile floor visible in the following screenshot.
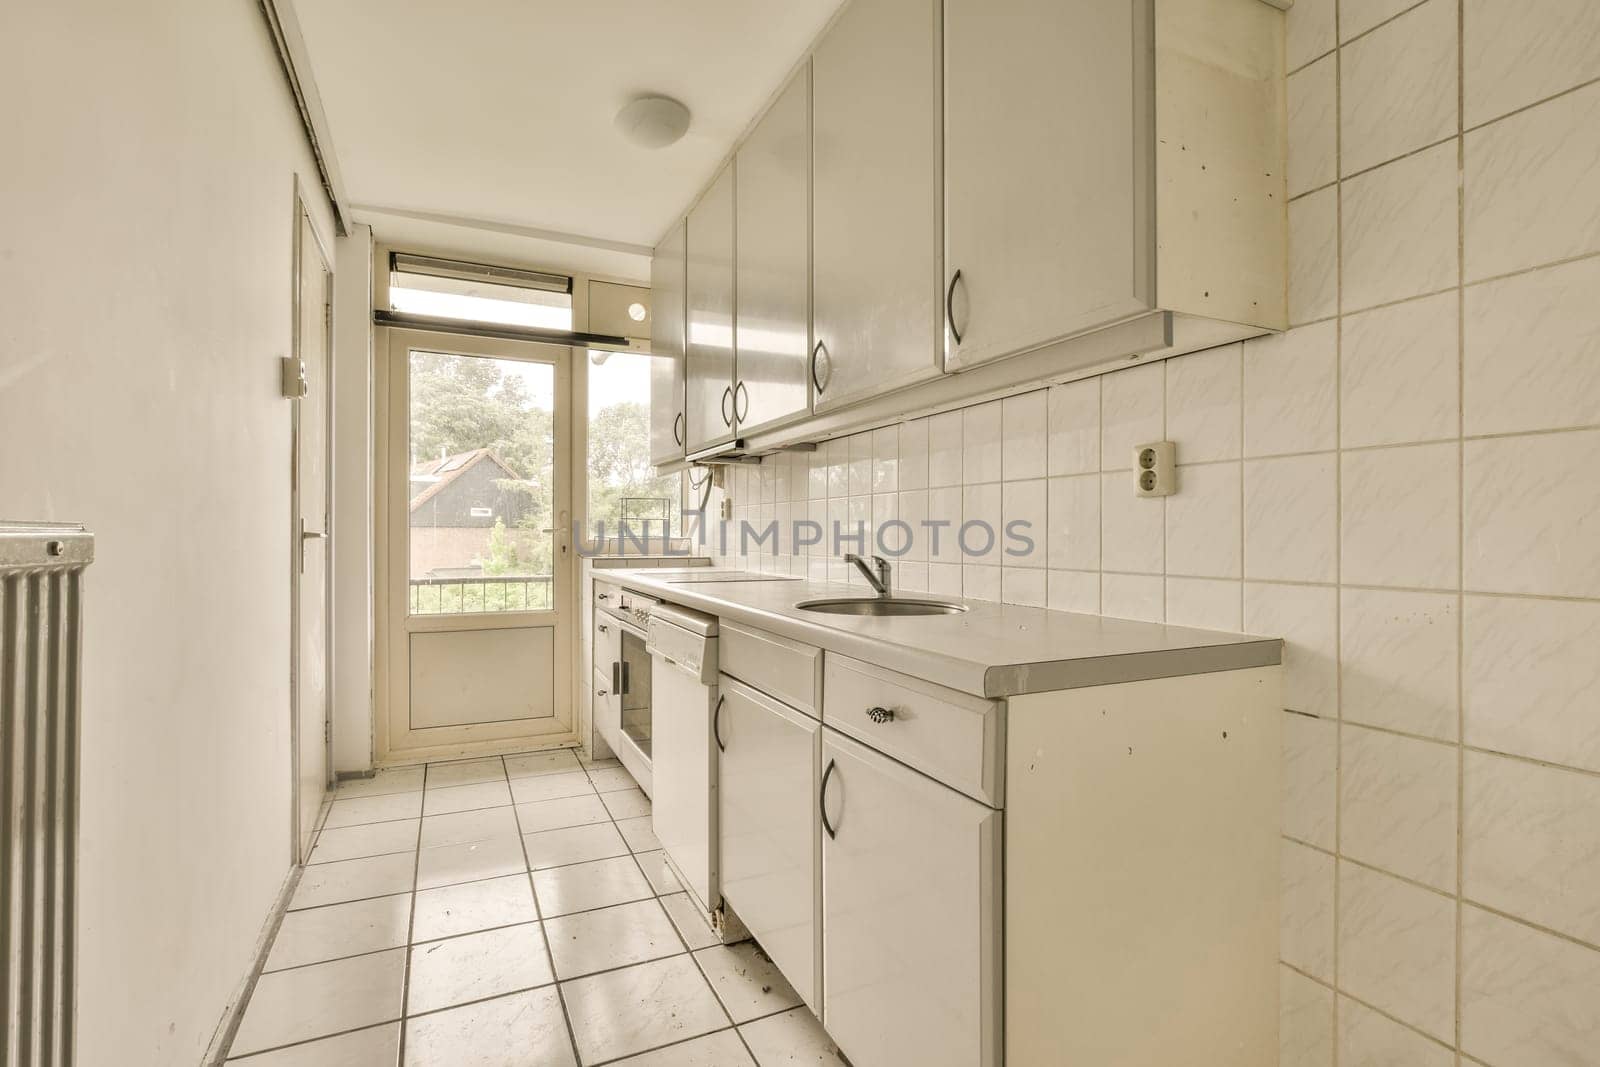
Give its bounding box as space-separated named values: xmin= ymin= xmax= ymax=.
xmin=224 ymin=749 xmax=846 ymax=1066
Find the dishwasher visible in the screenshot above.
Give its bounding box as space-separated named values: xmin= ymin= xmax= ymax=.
xmin=646 ymin=601 xmax=721 ymax=919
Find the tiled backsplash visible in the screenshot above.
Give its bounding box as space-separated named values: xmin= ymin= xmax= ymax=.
xmin=713 ymin=0 xmax=1600 ymax=1062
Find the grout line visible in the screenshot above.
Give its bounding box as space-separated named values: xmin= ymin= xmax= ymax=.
xmin=1461 ymin=71 xmax=1600 ymax=136
xmin=1331 ymin=11 xmax=1344 ymax=1060
xmin=1454 ymin=6 xmax=1468 ymax=1052
xmin=1338 ymin=132 xmax=1458 ymax=186
xmin=1281 ymin=961 xmax=1459 ymax=1057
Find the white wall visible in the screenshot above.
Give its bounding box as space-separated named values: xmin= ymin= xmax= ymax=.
xmin=724 ymin=1 xmax=1600 ymax=1061
xmin=0 ymin=2 xmax=336 ymax=1062
xmin=332 ymin=225 xmax=374 ymax=774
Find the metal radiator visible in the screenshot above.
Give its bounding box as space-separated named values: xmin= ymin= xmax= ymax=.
xmin=1 ymin=523 xmax=92 ymax=1067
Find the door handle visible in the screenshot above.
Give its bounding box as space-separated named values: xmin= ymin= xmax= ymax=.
xmin=621 ymin=660 xmax=630 ymax=695
xmin=720 ymin=385 xmax=733 ymax=427
xmin=819 ymin=758 xmax=839 ymax=840
xmin=713 ymin=695 xmax=726 ymax=752
xmin=673 ymin=410 xmax=684 ymax=446
xmin=946 ymin=269 xmax=965 ymax=347
xmin=810 ymin=340 xmax=829 ymax=394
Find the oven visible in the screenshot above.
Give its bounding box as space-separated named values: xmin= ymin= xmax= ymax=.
xmin=598 ymin=587 xmax=657 ymax=795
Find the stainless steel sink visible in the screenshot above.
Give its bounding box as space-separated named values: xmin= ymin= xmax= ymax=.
xmin=794 ymin=596 xmax=967 ymax=617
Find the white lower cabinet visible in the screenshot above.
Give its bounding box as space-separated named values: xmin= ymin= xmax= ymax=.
xmin=820 ymin=729 xmax=1002 ymax=1067
xmin=593 ymin=666 xmax=619 ymax=755
xmin=717 ymin=675 xmax=822 ymax=1012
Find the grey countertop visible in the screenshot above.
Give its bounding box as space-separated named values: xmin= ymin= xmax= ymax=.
xmin=599 ymin=569 xmax=1281 ymax=699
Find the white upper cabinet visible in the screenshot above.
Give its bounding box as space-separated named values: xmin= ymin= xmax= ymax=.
xmin=649 ymin=219 xmax=687 ymax=466
xmin=734 ymin=64 xmax=812 ymax=437
xmin=684 ymin=163 xmax=738 ymax=454
xmin=943 ymin=0 xmax=1286 ymax=373
xmin=810 ymin=0 xmax=943 ymax=413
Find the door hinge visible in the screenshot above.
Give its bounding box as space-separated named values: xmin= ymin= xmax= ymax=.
xmin=324 ymin=720 xmax=332 ymax=744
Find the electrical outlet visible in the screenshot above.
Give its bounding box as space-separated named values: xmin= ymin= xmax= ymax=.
xmin=720 ymin=498 xmax=733 ymax=521
xmin=1133 ymin=441 xmax=1176 ymax=497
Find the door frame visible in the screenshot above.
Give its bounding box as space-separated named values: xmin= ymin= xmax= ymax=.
xmin=289 ymin=184 xmax=335 ymax=862
xmin=374 ymin=326 xmax=578 ymax=764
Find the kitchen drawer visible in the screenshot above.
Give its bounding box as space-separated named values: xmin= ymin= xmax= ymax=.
xmin=719 ymin=621 xmax=821 ymax=719
xmin=822 ymin=653 xmax=1004 ymax=806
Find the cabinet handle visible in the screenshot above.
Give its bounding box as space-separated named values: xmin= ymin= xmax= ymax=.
xmin=597 ymin=689 xmax=608 ymax=697
xmin=734 ymin=381 xmax=749 ymax=424
xmin=598 ymin=592 xmax=610 ymax=601
xmin=810 ymin=340 xmax=829 ymax=394
xmin=721 ymin=385 xmax=733 ymax=427
xmin=621 ymin=660 xmax=630 ymax=695
xmin=946 ymin=269 xmax=965 ymax=347
xmin=713 ymin=695 xmax=726 ymax=752
xmin=819 ymin=758 xmax=839 ymax=840
xmin=611 ymin=662 xmax=621 ymax=692
xmin=865 ymin=706 xmax=895 ymax=725
xmin=672 ymin=411 xmax=684 ymax=446
xmin=597 ymin=624 xmax=608 ymax=634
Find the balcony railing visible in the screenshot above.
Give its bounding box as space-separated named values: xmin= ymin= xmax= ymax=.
xmin=409 ymin=574 xmax=553 ymax=615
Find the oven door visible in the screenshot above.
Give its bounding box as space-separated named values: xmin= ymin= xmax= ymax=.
xmin=612 ymin=620 xmax=654 ymax=795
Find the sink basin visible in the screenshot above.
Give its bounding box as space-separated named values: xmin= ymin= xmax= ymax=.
xmin=794 ymin=597 xmax=967 ymax=617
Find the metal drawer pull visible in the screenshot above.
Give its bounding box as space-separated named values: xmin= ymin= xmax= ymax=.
xmin=672 ymin=411 xmax=684 ymax=445
xmin=946 ymin=269 xmax=965 ymax=346
xmin=811 ymin=340 xmax=829 ymax=394
xmin=734 ymin=380 xmax=749 ymax=423
xmin=819 ymin=758 xmax=839 ymax=840
xmin=721 ymin=385 xmax=733 ymax=426
xmin=865 ymin=706 xmax=895 ymax=725
xmin=597 ymin=624 xmax=608 ymax=634
xmin=597 ymin=689 xmax=608 ymax=697
xmin=713 ymin=695 xmax=726 ymax=752
xmin=598 ymin=592 xmax=610 ymax=601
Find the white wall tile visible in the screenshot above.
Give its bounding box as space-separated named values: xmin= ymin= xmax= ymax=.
xmin=1341 ymin=0 xmax=1422 ymax=41
xmin=1001 ymin=479 xmax=1046 ymax=569
xmin=1284 ymin=712 xmax=1339 ymax=849
xmin=1243 ymin=322 xmax=1339 ymax=457
xmin=894 ymin=561 xmax=928 ymax=593
xmin=1341 ymin=0 xmax=1458 ymax=175
xmin=1046 ymin=569 xmax=1100 ymax=613
xmin=1340 ymin=292 xmax=1460 ymax=448
xmin=1100 ymin=572 xmax=1163 ymax=623
xmin=1001 ymin=568 xmax=1047 ymax=607
xmin=1289 ymin=55 xmax=1338 ymax=197
xmin=1338 ymin=996 xmax=1455 ymax=1067
xmin=826 ymin=437 xmax=848 ymax=497
xmin=1282 ymin=839 xmax=1337 ymax=981
xmin=1165 ymin=344 xmax=1242 ymax=463
xmin=1001 ymin=390 xmax=1047 ymax=481
xmin=1281 ymin=968 xmax=1334 ymax=1067
xmin=1246 ymin=583 xmax=1340 ymax=718
xmin=895 ymin=489 xmax=928 ymax=563
xmin=847 ymin=432 xmax=872 ymax=496
xmin=927 ymin=562 xmax=962 ymax=596
xmin=926 ymin=486 xmax=963 ymax=565
xmin=1463 ymin=255 xmax=1600 ymax=436
xmin=1340 ymin=726 xmax=1458 ymax=891
xmin=1290 ymin=0 xmax=1337 ymax=69
xmin=898 ymin=417 xmax=929 ymax=491
xmin=961 ymin=482 xmax=1002 ymax=566
xmin=962 ymin=400 xmax=1003 ymax=483
xmin=870 ymin=493 xmax=898 ymax=557
xmin=1245 ymin=454 xmax=1339 ymax=583
xmin=808 ymin=447 xmax=828 ymax=499
xmin=1464 ymin=0 xmax=1600 ymax=126
xmin=1100 ymin=475 xmax=1164 ymax=574
xmin=1461 ymin=905 xmax=1600 ymax=1067
xmin=1290 ymin=187 xmax=1340 ymax=324
xmin=1464 ymin=80 xmax=1600 ymax=281
xmin=963 ymin=563 xmax=1001 ymax=602
xmin=1165 ymin=462 xmax=1242 ymax=579
xmin=1463 ymin=594 xmax=1600 ymax=773
xmin=871 ymin=425 xmax=899 ymax=493
xmin=1463 ymin=429 xmax=1600 ymax=597
xmin=1341 ymin=142 xmax=1459 ymax=312
xmin=1341 ymin=443 xmax=1460 ymax=589
xmin=1165 ymin=577 xmax=1242 ymax=632
xmin=1338 ymin=862 xmax=1457 ymax=1041
xmin=1046 ymin=474 xmax=1100 ymax=571
xmin=1047 ymin=378 xmax=1100 ymax=476
xmin=1100 ymin=362 xmax=1164 ymax=469
xmin=927 ymin=410 xmax=963 ymax=488
xmin=1463 ymin=751 xmax=1600 ymax=944
xmin=1340 ymin=588 xmax=1459 ymax=740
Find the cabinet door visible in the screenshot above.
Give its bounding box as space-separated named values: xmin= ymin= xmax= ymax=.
xmin=718 ymin=676 xmax=821 ymax=1012
xmin=593 ymin=666 xmax=620 ymax=755
xmin=811 ymin=0 xmax=942 ymax=413
xmin=734 ymin=65 xmax=811 ymax=437
xmin=821 ymin=730 xmax=1001 ymax=1067
xmin=649 ymin=220 xmax=688 ymax=465
xmin=942 ymin=0 xmax=1149 ymax=372
xmin=684 ymin=163 xmax=737 ymax=452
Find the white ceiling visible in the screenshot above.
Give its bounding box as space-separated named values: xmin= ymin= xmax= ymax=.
xmin=291 ymin=0 xmax=844 ymax=270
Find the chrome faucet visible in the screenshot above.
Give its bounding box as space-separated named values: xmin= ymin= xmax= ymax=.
xmin=844 ymin=554 xmax=892 ymax=597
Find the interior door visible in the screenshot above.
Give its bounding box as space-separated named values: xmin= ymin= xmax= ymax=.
xmin=382 ymin=327 xmax=574 ymax=761
xmin=292 ymin=208 xmax=332 ymax=862
xmin=684 ymin=163 xmax=737 ymax=453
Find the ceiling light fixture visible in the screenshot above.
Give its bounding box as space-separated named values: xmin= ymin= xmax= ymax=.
xmin=615 ymin=95 xmax=692 ymax=149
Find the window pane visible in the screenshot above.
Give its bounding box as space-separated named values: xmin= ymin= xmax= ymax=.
xmin=391 ymin=270 xmax=573 ymax=331
xmin=408 ymin=350 xmax=554 ymax=614
xmin=586 ymin=350 xmax=681 ymax=544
